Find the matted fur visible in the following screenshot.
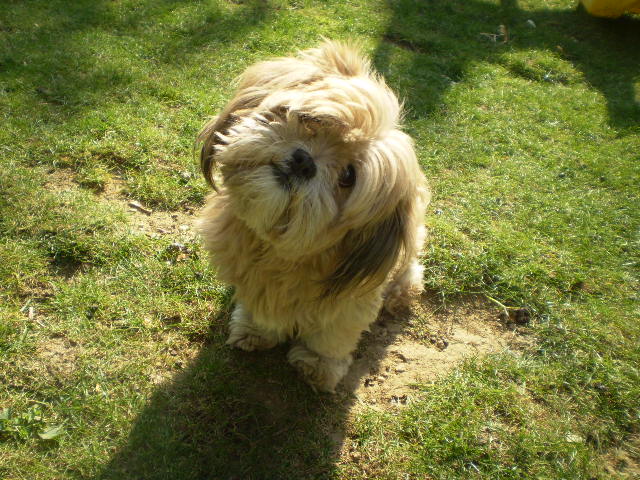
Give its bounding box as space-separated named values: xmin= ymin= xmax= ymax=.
xmin=198 ymin=40 xmax=430 ymax=392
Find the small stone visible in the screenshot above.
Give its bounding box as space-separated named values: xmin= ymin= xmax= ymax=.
xmin=526 ymin=19 xmax=536 ymax=28
xmin=179 ymin=224 xmax=190 ymax=232
xmin=142 ymin=317 xmax=154 ymax=328
xmin=395 ymin=365 xmax=406 ymax=373
xmin=390 ymin=394 xmax=408 ymax=405
xmin=393 ymin=351 xmax=408 ymax=362
xmin=128 ymin=201 xmax=152 ymax=215
xmin=566 ymin=433 xmax=583 ymax=443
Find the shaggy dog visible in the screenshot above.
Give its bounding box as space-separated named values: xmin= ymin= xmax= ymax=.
xmin=198 ymin=40 xmax=429 ymax=392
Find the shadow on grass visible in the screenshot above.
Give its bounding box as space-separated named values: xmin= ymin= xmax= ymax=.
xmin=95 ymin=306 xmax=412 ymax=480
xmin=1 ymin=0 xmax=272 ymax=116
xmin=373 ymin=0 xmax=640 ymax=131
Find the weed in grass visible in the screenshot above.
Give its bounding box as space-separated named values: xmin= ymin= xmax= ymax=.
xmin=0 ymin=406 xmax=53 ymax=442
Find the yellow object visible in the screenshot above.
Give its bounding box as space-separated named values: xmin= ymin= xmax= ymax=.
xmin=581 ymin=0 xmax=640 ymax=17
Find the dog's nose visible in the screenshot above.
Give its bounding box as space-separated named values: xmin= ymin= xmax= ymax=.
xmin=288 ymin=148 xmax=316 ymax=180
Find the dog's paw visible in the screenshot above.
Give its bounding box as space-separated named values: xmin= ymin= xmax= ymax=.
xmin=226 ymin=305 xmax=278 ymax=351
xmin=226 ymin=330 xmax=277 ymax=351
xmin=384 ymin=260 xmax=424 ymax=315
xmin=287 ymin=344 xmax=352 ymax=393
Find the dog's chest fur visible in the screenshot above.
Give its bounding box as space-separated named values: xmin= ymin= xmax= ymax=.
xmin=200 ymin=193 xmax=381 ymax=336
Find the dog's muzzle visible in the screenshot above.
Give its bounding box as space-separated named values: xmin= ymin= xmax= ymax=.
xmin=272 ymin=148 xmax=316 ymax=189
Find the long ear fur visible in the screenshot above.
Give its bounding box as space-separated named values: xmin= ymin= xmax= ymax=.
xmin=198 ymin=88 xmax=267 ymax=189
xmin=324 ymin=203 xmax=409 ymax=297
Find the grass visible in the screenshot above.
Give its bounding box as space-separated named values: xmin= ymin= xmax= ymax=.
xmin=1 ymin=0 xmax=639 ymax=478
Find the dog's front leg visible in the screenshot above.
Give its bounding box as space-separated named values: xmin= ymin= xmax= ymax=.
xmin=226 ymin=303 xmax=280 ymax=351
xmin=287 ymin=317 xmax=372 ymax=393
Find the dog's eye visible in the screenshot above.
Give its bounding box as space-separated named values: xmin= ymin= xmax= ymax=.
xmin=338 ymin=165 xmax=356 ymax=188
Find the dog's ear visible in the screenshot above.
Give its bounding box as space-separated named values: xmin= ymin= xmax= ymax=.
xmin=325 ymin=202 xmax=410 ymax=297
xmin=198 ymin=89 xmax=267 ymax=190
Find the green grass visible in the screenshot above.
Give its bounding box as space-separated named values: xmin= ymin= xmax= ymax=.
xmin=1 ymin=0 xmax=639 ymax=478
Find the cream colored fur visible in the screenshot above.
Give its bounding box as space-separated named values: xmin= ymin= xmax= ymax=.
xmin=198 ymin=40 xmax=430 ymax=392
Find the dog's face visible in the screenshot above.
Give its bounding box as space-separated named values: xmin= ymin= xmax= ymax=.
xmin=200 ymin=42 xmax=427 ymax=294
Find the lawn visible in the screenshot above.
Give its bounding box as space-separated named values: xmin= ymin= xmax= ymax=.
xmin=1 ymin=0 xmax=639 ymax=479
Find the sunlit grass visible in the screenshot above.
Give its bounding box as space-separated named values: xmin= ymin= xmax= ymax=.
xmin=1 ymin=0 xmax=638 ymax=478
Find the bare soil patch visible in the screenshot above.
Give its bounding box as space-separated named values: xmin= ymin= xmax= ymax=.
xmin=101 ymin=175 xmax=196 ymax=239
xmin=341 ymin=295 xmax=528 ymax=409
xmin=36 ymin=335 xmax=80 ymax=380
xmin=603 ymin=434 xmax=640 ymax=479
xmin=149 ymin=333 xmax=202 ymax=385
xmin=44 ymin=168 xmax=77 ymax=192
xmin=45 ymin=168 xmax=196 ymax=240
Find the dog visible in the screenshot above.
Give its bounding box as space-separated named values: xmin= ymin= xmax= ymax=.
xmin=198 ymin=40 xmax=429 ymax=393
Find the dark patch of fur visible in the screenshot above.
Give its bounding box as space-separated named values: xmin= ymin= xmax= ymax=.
xmin=325 ymin=206 xmax=406 ymax=297
xmin=199 ymin=115 xmax=235 ymax=192
xmin=199 ymin=90 xmax=270 ymax=189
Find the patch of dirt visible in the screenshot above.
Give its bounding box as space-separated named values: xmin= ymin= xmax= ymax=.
xmin=100 ymin=174 xmax=125 ymax=201
xmin=102 ymin=176 xmax=197 ymax=240
xmin=340 ymin=295 xmax=528 ymax=409
xmin=603 ymin=434 xmax=640 ymax=479
xmin=44 ymin=168 xmax=77 ymax=192
xmin=37 ymin=335 xmax=80 ymax=379
xmin=45 ymin=168 xmax=197 ymax=241
xmin=151 ymin=334 xmax=201 ymax=385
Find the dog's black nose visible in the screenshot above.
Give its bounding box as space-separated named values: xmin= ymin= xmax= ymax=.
xmin=288 ymin=148 xmax=316 ymax=180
